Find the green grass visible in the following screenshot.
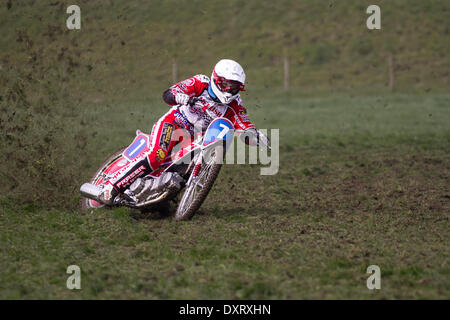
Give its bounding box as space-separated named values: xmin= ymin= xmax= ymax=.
xmin=0 ymin=0 xmax=449 ymax=299
xmin=1 ymin=93 xmax=449 ymax=299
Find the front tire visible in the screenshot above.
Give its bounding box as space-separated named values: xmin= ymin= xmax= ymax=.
xmin=175 ymin=146 xmax=223 ymax=221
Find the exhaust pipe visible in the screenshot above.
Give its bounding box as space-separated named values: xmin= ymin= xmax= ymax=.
xmin=80 ymin=183 xmax=102 ymax=201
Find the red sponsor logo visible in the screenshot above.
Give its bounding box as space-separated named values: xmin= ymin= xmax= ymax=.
xmin=209 ymin=105 xmax=223 ymax=117
xmin=116 ymin=165 xmax=146 ymax=189
xmin=110 ymin=158 xmax=140 ymax=180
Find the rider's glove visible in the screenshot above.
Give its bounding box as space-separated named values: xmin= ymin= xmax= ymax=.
xmin=240 ymin=128 xmax=271 ymax=149
xmin=175 ymin=93 xmax=190 ymax=106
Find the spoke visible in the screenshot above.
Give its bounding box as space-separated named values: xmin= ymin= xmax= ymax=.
xmin=178 ymin=184 xmax=194 ymax=214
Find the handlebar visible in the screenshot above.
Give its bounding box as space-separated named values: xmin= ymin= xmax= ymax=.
xmin=188 ymin=97 xmax=200 ymax=106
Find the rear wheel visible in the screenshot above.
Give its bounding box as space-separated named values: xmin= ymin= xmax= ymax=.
xmin=80 ymin=147 xmax=126 ymax=211
xmin=175 ymin=146 xmax=223 ymax=221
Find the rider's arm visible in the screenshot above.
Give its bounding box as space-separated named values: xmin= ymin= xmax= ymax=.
xmin=226 ymin=97 xmax=255 ymax=131
xmin=226 ymin=98 xmax=270 ymax=147
xmin=162 ymin=75 xmax=210 ymax=105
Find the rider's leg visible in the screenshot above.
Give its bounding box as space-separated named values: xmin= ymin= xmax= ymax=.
xmin=98 ymin=108 xmax=183 ymax=204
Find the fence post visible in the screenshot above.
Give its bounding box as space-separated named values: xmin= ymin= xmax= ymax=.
xmin=172 ymin=58 xmax=178 ymax=83
xmin=284 ymin=55 xmax=289 ymax=90
xmin=388 ymin=53 xmax=394 ymax=91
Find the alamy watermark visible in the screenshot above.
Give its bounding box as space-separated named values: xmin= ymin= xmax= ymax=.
xmin=366 ymin=5 xmax=381 ymax=30
xmin=366 ymin=265 xmax=381 ymax=290
xmin=167 ymin=127 xmax=279 ymax=176
xmin=66 ymin=265 xmax=81 ymax=290
xmin=67 ymin=4 xmax=380 ymax=31
xmin=66 ymin=5 xmax=81 ymax=30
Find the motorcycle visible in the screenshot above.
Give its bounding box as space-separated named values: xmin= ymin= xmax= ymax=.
xmin=80 ymin=99 xmax=237 ymax=221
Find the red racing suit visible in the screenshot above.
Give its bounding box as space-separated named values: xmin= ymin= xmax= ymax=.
xmin=108 ymin=74 xmax=256 ymax=194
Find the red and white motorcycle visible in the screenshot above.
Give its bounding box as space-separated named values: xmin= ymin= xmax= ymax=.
xmin=80 ymin=105 xmax=238 ymax=221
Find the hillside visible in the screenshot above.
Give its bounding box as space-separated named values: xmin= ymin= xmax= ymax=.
xmin=1 ymin=0 xmax=449 ymax=102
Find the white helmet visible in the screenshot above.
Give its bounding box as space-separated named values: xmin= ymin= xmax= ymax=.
xmin=210 ymin=59 xmax=246 ymax=104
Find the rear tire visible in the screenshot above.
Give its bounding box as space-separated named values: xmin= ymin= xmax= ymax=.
xmin=80 ymin=147 xmax=126 ymax=211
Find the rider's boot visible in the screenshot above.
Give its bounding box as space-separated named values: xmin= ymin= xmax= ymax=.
xmin=97 ymin=183 xmax=118 ymax=206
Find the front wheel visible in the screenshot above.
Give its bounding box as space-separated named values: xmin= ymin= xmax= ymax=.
xmin=175 ymin=146 xmax=223 ymax=221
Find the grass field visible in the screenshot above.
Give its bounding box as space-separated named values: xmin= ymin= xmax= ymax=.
xmin=1 ymin=92 xmax=449 ymax=299
xmin=0 ymin=1 xmax=449 ymax=299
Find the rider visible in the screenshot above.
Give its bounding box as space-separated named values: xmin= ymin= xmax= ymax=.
xmin=98 ymin=59 xmax=269 ymax=205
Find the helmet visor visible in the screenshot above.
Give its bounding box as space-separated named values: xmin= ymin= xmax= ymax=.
xmin=213 ymin=71 xmax=245 ymax=95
